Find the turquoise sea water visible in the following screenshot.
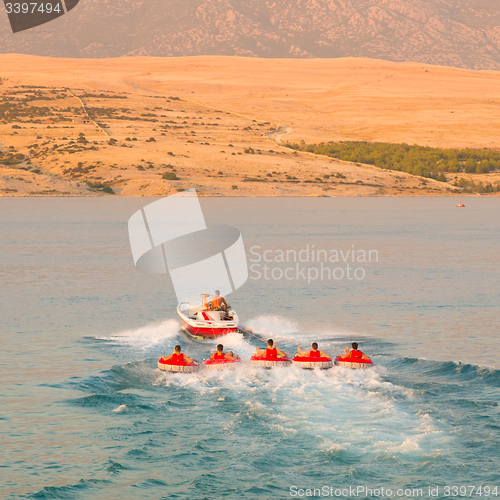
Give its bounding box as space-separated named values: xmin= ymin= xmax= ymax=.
xmin=1 ymin=197 xmax=499 ymax=499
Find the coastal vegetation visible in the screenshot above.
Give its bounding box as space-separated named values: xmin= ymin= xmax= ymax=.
xmin=453 ymin=178 xmax=500 ymax=193
xmin=86 ymin=180 xmax=114 ymax=194
xmin=162 ymin=172 xmax=179 ymax=180
xmin=286 ymin=141 xmax=500 ymax=178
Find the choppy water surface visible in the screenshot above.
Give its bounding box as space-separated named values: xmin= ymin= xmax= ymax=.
xmin=1 ymin=197 xmax=499 ymax=499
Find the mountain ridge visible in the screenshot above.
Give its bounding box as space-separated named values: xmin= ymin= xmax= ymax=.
xmin=1 ymin=0 xmax=500 ymax=69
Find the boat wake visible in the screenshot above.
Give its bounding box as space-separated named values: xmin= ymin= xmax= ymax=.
xmin=95 ymin=319 xmax=181 ymax=349
xmin=60 ymin=322 xmax=500 ymax=500
xmin=243 ymin=315 xmax=300 ymax=337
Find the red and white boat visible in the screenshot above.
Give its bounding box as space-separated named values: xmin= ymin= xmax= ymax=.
xmin=177 ymin=294 xmax=240 ymax=341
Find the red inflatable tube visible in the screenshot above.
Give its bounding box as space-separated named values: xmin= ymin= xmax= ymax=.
xmin=249 ymin=355 xmax=291 ymax=368
xmin=293 ymin=355 xmax=331 ymax=362
xmin=250 ymin=355 xmax=291 ymax=362
xmin=334 ymin=356 xmax=374 ymax=369
xmin=158 ymin=357 xmax=200 ymax=373
xmin=292 ymin=355 xmax=333 ymax=369
xmin=202 ymin=358 xmax=242 ymax=370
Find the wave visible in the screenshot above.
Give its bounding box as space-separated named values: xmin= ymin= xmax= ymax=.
xmin=242 ymin=315 xmax=299 ymax=337
xmin=386 ymin=356 xmax=500 ymax=387
xmin=94 ymin=319 xmax=181 ymax=349
xmin=31 ymin=479 xmax=113 ymax=499
xmin=69 ymin=360 xmax=158 ymax=395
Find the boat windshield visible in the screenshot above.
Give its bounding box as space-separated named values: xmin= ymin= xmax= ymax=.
xmin=179 ymin=293 xmax=227 ymax=309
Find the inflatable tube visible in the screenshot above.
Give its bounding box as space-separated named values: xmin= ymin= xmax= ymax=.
xmin=158 ymin=357 xmax=200 ymax=373
xmin=334 ymin=356 xmax=374 ymax=369
xmin=249 ymin=355 xmax=291 ymax=369
xmin=202 ymin=358 xmax=242 ymax=370
xmin=292 ymin=355 xmax=333 ymax=370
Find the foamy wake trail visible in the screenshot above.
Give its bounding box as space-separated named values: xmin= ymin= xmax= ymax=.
xmin=215 ymin=331 xmax=254 ymax=352
xmin=152 ymin=346 xmax=448 ymax=456
xmin=97 ymin=319 xmax=180 ymax=349
xmin=243 ymin=315 xmax=299 ymax=338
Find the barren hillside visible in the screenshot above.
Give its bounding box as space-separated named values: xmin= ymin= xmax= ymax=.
xmin=1 ymin=55 xmax=499 ymax=197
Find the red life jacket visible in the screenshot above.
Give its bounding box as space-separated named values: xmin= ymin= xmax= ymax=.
xmin=172 ymin=353 xmax=184 ymax=363
xmin=266 ymin=347 xmax=278 ymax=359
xmin=310 ymin=350 xmax=321 ymax=358
xmin=214 ymin=352 xmax=225 ymax=360
xmin=351 ymin=349 xmax=362 ymax=359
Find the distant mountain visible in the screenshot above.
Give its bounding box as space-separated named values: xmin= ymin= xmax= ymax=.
xmin=1 ymin=0 xmax=500 ymax=69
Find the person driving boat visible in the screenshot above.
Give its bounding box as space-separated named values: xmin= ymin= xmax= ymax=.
xmin=203 ymin=291 xmax=229 ymax=312
xmin=210 ymin=290 xmax=228 ymax=311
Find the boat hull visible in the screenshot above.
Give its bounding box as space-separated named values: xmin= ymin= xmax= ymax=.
xmin=177 ymin=297 xmax=240 ymax=341
xmin=181 ymin=319 xmax=238 ymax=341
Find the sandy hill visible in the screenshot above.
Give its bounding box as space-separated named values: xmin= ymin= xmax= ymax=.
xmin=0 ymin=55 xmax=499 ymax=197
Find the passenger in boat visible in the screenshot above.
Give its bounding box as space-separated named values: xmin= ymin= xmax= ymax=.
xmin=340 ymin=342 xmax=371 ymax=360
xmin=162 ymin=345 xmax=195 ymax=363
xmin=210 ymin=344 xmax=228 ymax=360
xmin=254 ymin=339 xmax=286 ymax=359
xmin=296 ymin=342 xmax=331 ymax=359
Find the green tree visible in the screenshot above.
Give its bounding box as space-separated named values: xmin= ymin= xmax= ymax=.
xmin=162 ymin=172 xmax=179 ymax=180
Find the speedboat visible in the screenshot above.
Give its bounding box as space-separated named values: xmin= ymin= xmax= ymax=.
xmin=177 ymin=294 xmax=239 ymax=341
